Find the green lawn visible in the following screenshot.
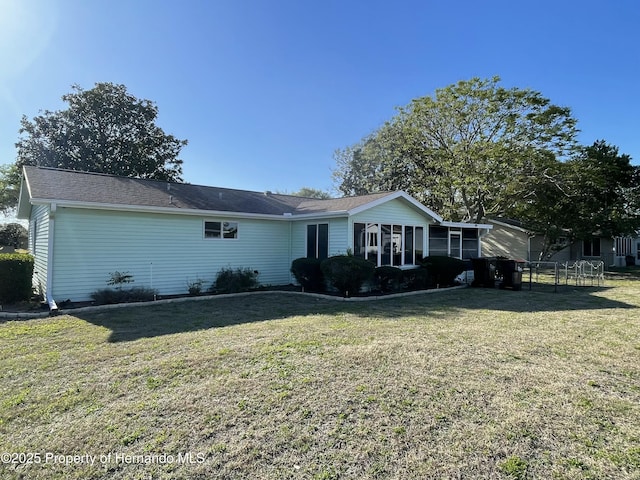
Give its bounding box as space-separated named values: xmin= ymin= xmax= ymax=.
xmin=1 ymin=280 xmax=639 ymax=479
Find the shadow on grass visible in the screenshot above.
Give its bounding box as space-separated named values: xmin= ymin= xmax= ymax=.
xmin=74 ymin=285 xmax=639 ymax=343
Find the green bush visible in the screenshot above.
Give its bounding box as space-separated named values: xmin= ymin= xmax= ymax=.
xmin=212 ymin=267 xmax=259 ymax=294
xmin=420 ymin=255 xmax=465 ymax=287
xmin=90 ymin=286 xmax=157 ymax=305
xmin=320 ymin=255 xmax=375 ymax=297
xmin=0 ymin=253 xmax=34 ymax=303
xmin=401 ymin=267 xmax=432 ymax=291
xmin=373 ymin=266 xmax=403 ymax=293
xmin=290 ymin=257 xmax=325 ymax=292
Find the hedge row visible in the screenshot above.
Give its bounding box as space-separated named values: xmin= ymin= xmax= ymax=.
xmin=291 ymin=255 xmax=466 ymax=297
xmin=0 ymin=253 xmax=34 ymax=304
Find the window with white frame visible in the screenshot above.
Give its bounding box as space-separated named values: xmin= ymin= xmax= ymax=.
xmin=353 ymin=222 xmax=424 ymax=267
xmin=307 ymin=224 xmax=329 ymax=260
xmin=429 ymin=225 xmax=479 ymax=259
xmin=204 ymin=221 xmax=238 ymax=239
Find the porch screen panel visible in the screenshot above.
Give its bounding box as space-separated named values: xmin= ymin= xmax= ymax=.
xmin=367 ymin=223 xmax=379 ymax=264
xmin=462 ymin=229 xmax=478 ymax=259
xmin=415 ymin=227 xmax=424 ymax=261
xmin=404 ymin=227 xmax=414 ymax=265
xmin=429 ymin=226 xmax=448 ymax=256
xmin=353 ymin=223 xmax=366 ymax=259
xmin=381 ymin=224 xmax=392 ymax=265
xmin=392 ymin=225 xmax=402 ymax=266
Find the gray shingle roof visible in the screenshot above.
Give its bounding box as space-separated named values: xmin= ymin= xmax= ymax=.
xmin=21 ymin=166 xmax=395 ymax=217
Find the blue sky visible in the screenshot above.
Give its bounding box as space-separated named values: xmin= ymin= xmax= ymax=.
xmin=1 ymin=0 xmax=638 ymax=197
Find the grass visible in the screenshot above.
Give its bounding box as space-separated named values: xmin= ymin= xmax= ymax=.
xmin=1 ymin=278 xmax=639 ymax=479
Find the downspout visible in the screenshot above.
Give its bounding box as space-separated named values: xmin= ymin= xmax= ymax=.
xmin=46 ymin=204 xmax=58 ymax=312
xmin=284 ymin=213 xmax=293 ymax=283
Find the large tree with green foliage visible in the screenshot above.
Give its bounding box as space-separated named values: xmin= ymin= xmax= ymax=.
xmin=506 ymin=140 xmax=639 ymax=260
xmin=0 ymin=223 xmax=28 ymax=249
xmin=1 ymin=82 xmax=187 ymax=212
xmin=333 ymin=77 xmax=579 ymax=223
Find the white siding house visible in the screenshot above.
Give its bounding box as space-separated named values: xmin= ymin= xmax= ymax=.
xmin=17 ymin=166 xmax=492 ymax=306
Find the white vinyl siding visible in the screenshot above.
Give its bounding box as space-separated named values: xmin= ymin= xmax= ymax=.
xmin=51 ymin=207 xmax=291 ymax=301
xmin=291 ymin=217 xmax=348 ymax=261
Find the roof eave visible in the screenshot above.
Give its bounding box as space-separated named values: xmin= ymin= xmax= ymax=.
xmin=440 ymin=221 xmax=493 ymax=230
xmin=25 ymin=199 xmax=301 ymax=220
xmin=16 ymin=173 xmax=32 ymax=219
xmin=347 ymin=191 xmax=444 ymax=222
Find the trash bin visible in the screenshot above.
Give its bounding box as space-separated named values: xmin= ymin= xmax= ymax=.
xmin=497 ymin=259 xmax=522 ymax=291
xmin=471 ymin=257 xmax=495 ymax=288
xmin=625 ymin=255 xmax=635 ymax=267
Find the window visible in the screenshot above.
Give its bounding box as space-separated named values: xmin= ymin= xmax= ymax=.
xmin=583 ymin=238 xmax=601 ymax=257
xmin=428 ymin=226 xmax=448 ymax=256
xmin=353 ymin=222 xmax=424 ymax=267
xmin=204 ymin=221 xmax=238 ymax=239
xmin=449 ymin=231 xmax=462 ymax=259
xmin=307 ymin=224 xmax=329 ymax=260
xmin=462 ymin=229 xmax=479 ymax=259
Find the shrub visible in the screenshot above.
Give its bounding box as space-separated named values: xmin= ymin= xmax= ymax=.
xmin=290 ymin=257 xmax=325 ymax=292
xmin=0 ymin=253 xmax=34 ymax=303
xmin=401 ymin=267 xmax=432 ymax=291
xmin=373 ymin=266 xmax=403 ymax=293
xmin=107 ymin=271 xmax=134 ymax=288
xmin=90 ymin=286 xmax=157 ymax=305
xmin=187 ymin=278 xmax=206 ymax=295
xmin=212 ymin=267 xmax=259 ymax=294
xmin=320 ymin=255 xmax=375 ymax=297
xmin=420 ymin=255 xmax=465 ymax=287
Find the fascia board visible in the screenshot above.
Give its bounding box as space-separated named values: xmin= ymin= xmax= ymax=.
xmin=488 ymin=218 xmax=530 ymax=234
xmin=16 ymin=174 xmax=33 ymax=219
xmin=441 ymin=221 xmax=494 ymax=230
xmin=26 ymin=199 xmax=293 ymax=221
xmin=25 ymin=199 xmax=350 ymax=221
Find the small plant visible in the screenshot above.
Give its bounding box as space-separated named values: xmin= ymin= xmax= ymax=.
xmin=107 ymin=271 xmax=134 ymax=289
xmin=187 ymin=278 xmax=206 ymax=296
xmin=290 ymin=257 xmax=325 ymax=292
xmin=498 ymin=455 xmax=528 ymax=479
xmin=212 ymin=267 xmax=259 ymax=294
xmin=320 ymin=255 xmax=375 ymax=297
xmin=91 ymin=271 xmax=156 ymax=304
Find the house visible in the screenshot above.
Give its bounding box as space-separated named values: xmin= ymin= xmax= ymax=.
xmin=17 ymin=166 xmax=492 ymax=307
xmin=483 ymin=218 xmax=621 ymax=266
xmin=481 ymin=219 xmax=532 ymax=261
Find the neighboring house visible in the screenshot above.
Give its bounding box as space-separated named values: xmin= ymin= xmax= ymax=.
xmin=482 ymin=219 xmax=532 ymax=261
xmin=17 ymin=166 xmax=492 ymax=306
xmin=483 ymin=218 xmax=620 ymax=266
xmin=612 ymin=235 xmax=640 ymax=266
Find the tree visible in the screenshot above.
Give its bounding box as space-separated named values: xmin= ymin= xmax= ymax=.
xmin=289 ymin=187 xmax=332 ymax=199
xmin=333 ymin=77 xmax=579 ymax=223
xmin=506 ymin=140 xmax=639 ymax=260
xmin=1 ymin=82 xmax=187 ymax=211
xmin=0 ymin=223 xmax=28 ymax=249
xmin=0 ymin=164 xmax=22 ymax=215
xmin=565 ymin=140 xmax=639 ymax=239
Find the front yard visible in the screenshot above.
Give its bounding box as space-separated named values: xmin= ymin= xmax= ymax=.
xmin=1 ymin=280 xmax=639 ymax=479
